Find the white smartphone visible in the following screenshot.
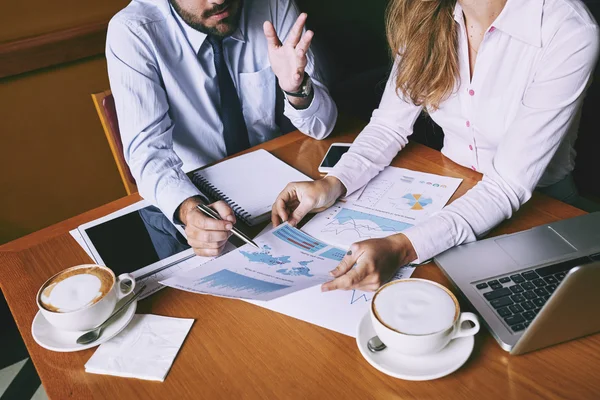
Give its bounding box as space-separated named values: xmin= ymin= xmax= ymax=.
xmin=318 ymin=143 xmax=352 ymax=174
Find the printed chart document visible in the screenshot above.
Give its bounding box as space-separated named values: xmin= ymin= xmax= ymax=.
xmin=303 ymin=167 xmax=462 ymax=248
xmin=160 ymin=223 xmax=347 ymax=301
xmin=245 ymin=265 xmax=415 ymax=337
xmin=238 ymin=224 xmax=416 ymax=337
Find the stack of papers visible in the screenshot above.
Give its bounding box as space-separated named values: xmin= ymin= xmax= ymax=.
xmin=71 ymin=167 xmax=462 ymax=338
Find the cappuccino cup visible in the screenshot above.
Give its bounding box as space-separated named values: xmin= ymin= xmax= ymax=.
xmin=371 ymin=278 xmax=479 ymax=356
xmin=36 ymin=264 xmax=135 ymax=332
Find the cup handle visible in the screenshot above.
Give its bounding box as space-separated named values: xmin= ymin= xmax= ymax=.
xmin=116 ymin=273 xmax=136 ymax=299
xmin=453 ymin=312 xmax=480 ymax=339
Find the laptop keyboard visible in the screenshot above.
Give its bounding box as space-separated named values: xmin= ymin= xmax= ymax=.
xmin=475 ymin=254 xmax=599 ymax=333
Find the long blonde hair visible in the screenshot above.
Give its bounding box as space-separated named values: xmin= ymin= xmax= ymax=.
xmin=386 ymin=0 xmax=459 ymax=110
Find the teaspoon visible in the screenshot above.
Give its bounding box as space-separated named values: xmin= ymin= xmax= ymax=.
xmin=76 ymin=285 xmax=146 ymax=345
xmin=367 ymin=335 xmax=387 ymax=352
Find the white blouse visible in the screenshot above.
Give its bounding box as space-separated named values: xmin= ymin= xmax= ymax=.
xmin=329 ymin=0 xmax=599 ymax=262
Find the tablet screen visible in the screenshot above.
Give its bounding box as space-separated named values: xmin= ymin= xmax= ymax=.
xmin=82 ymin=205 xmax=190 ymax=275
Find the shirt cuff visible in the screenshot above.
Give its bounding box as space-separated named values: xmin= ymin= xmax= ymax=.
xmin=326 ymin=161 xmax=372 ymax=197
xmin=283 ymin=85 xmax=322 ymax=119
xmin=401 ymin=215 xmax=455 ymax=264
xmin=157 ymin=178 xmax=204 ymax=225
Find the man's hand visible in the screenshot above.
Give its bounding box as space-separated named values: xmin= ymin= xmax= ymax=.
xmin=263 ymin=13 xmax=314 ymax=108
xmin=271 ymin=176 xmax=346 ymax=227
xmin=178 ymin=196 xmax=235 ymax=257
xmin=321 ymin=234 xmax=418 ymax=292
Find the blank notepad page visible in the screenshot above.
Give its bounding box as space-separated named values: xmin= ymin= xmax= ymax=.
xmin=191 ymin=150 xmax=312 ymax=225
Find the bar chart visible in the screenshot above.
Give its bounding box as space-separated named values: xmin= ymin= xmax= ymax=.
xmin=273 ymin=224 xmax=327 ymax=253
xmin=194 ymin=269 xmax=290 ymax=296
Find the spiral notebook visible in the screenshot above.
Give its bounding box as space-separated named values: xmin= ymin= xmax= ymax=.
xmin=189 ymin=149 xmax=312 ymax=226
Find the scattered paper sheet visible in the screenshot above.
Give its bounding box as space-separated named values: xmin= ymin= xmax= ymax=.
xmin=223 ymin=223 xmax=416 ymax=338
xmin=353 ymin=167 xmax=462 ymax=220
xmin=85 ymin=314 xmax=194 ymax=381
xmin=132 ymin=243 xmax=235 ymax=299
xmin=302 ymin=167 xmax=462 ymax=249
xmin=161 ymin=223 xmax=347 ymax=301
xmin=245 ymin=265 xmax=415 ymax=337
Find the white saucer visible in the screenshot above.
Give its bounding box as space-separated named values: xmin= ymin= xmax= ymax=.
xmin=32 ymin=300 xmax=137 ymax=352
xmin=356 ymin=312 xmax=474 ymax=381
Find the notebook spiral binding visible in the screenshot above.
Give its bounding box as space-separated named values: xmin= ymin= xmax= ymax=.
xmin=191 ymin=174 xmax=253 ymax=225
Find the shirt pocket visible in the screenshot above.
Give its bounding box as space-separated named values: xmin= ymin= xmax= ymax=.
xmin=238 ymin=66 xmax=277 ymax=135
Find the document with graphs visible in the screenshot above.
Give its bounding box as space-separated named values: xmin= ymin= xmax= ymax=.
xmin=160 ymin=223 xmax=347 ymax=301
xmin=302 ymin=167 xmax=463 ymax=249
xmin=244 ymin=264 xmax=415 ymax=337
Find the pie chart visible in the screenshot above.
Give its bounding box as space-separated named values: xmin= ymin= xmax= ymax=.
xmin=402 ymin=193 xmax=433 ymax=210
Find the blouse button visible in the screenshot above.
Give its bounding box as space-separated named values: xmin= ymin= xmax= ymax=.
xmin=466 ymin=120 xmax=471 ymax=128
xmin=469 ymin=145 xmax=473 ymax=151
xmin=471 ymin=166 xmax=477 ymax=171
xmin=469 ymin=89 xmax=475 ymax=96
xmin=489 ymin=26 xmax=496 ymax=33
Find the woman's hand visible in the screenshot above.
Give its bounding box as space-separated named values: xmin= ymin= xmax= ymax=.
xmin=271 ymin=176 xmax=346 ymax=227
xmin=321 ymin=234 xmax=417 ymax=292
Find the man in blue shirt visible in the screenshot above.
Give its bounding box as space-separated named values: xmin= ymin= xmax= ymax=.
xmin=106 ymin=0 xmax=337 ymax=256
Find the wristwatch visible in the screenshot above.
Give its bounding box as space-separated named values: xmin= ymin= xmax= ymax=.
xmin=283 ymin=72 xmax=313 ymax=99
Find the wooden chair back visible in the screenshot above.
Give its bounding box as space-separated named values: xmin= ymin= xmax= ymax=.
xmin=91 ymin=90 xmax=137 ymax=195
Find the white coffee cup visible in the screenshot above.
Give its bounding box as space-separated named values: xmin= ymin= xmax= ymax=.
xmin=36 ymin=264 xmax=135 ymax=332
xmin=371 ymin=278 xmax=480 ymax=356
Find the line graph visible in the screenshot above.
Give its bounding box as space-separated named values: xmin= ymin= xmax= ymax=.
xmin=354 ymin=179 xmax=394 ymax=207
xmin=321 ymin=208 xmax=413 ymax=243
xmin=350 ymin=290 xmax=373 ymax=305
xmin=348 ymin=265 xmax=415 ymax=305
xmin=301 ymin=205 xmax=414 ymax=248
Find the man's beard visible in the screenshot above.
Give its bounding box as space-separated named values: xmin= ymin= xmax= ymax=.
xmin=171 ymin=0 xmax=243 ymax=37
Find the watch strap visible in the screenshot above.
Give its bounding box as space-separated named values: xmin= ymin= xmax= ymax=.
xmin=283 ymin=72 xmax=313 ymax=98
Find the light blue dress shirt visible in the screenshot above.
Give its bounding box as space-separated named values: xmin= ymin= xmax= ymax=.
xmin=106 ymin=0 xmax=337 ymax=221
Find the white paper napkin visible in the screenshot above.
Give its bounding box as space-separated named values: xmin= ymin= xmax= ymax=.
xmin=85 ymin=314 xmax=194 ymax=381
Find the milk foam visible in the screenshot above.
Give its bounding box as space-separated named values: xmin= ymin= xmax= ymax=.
xmin=374 ymin=281 xmax=456 ymax=335
xmin=41 ymin=274 xmax=103 ymax=313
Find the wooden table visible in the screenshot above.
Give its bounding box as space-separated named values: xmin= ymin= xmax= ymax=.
xmin=2 ymin=118 xmax=599 ymax=399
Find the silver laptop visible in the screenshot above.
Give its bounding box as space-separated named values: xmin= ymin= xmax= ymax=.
xmin=434 ymin=212 xmax=600 ymax=355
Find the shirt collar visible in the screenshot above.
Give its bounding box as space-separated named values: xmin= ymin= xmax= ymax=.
xmin=167 ymin=0 xmax=246 ymax=54
xmin=453 ymin=0 xmax=543 ymax=47
xmin=453 ymin=2 xmax=464 ymax=25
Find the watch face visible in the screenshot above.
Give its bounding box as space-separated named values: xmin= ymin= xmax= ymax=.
xmin=284 ymin=73 xmax=312 ymax=98
xmin=303 ymin=76 xmax=312 ymax=96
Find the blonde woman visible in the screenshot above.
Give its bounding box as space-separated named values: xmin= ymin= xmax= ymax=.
xmin=271 ymin=0 xmax=600 ymax=291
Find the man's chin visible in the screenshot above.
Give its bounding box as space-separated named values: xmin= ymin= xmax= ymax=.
xmin=212 ymin=20 xmax=238 ymax=37
xmin=171 ymin=0 xmax=242 ymax=37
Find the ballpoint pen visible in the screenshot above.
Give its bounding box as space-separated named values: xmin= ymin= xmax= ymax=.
xmin=196 ymin=203 xmax=260 ymax=249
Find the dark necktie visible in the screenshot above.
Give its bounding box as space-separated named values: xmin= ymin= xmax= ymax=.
xmin=206 ymin=35 xmax=251 ymax=156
